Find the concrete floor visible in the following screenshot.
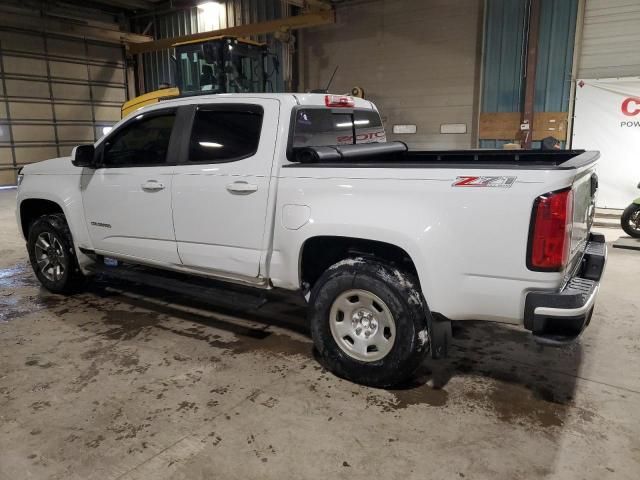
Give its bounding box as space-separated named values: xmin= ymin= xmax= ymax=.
xmin=1 ymin=187 xmax=639 ymax=480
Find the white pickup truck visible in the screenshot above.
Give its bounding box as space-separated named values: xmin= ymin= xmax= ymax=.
xmin=16 ymin=93 xmax=606 ymax=387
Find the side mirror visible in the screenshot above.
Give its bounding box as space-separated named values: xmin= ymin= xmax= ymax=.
xmin=71 ymin=144 xmax=95 ymax=168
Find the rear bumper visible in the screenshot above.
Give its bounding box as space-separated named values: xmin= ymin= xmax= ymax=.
xmin=524 ymin=233 xmax=607 ymax=346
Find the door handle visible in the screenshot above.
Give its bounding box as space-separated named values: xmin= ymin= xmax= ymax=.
xmin=141 ymin=180 xmax=165 ymax=191
xmin=226 ymin=181 xmax=258 ymax=194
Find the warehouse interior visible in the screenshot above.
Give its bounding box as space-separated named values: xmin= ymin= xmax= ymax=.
xmin=1 ymin=0 xmax=639 ymax=478
xmin=0 ymin=0 xmax=638 ymax=206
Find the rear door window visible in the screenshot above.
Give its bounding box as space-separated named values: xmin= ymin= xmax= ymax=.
xmin=188 ymin=105 xmax=263 ymax=163
xmin=292 ymin=108 xmax=385 ymax=148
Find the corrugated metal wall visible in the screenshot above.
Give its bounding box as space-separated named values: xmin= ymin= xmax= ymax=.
xmin=481 ymin=0 xmax=578 ymax=147
xmin=481 ymin=0 xmax=527 ymax=115
xmin=535 ymin=0 xmax=578 ymax=112
xmin=578 ymin=0 xmax=640 ymax=78
xmin=133 ymin=0 xmax=287 ymax=94
xmin=300 ymin=0 xmax=483 ymax=150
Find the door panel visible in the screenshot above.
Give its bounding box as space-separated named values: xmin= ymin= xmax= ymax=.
xmin=81 ymin=110 xmax=180 ymax=265
xmin=172 ymin=99 xmax=280 ymax=278
xmin=82 ymin=168 xmax=178 ymax=264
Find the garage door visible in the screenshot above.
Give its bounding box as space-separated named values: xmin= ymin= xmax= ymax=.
xmin=0 ymin=28 xmax=127 ymax=185
xmin=578 ymin=0 xmax=640 ymax=79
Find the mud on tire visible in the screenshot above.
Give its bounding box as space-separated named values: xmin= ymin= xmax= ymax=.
xmin=308 ymin=258 xmax=430 ymax=387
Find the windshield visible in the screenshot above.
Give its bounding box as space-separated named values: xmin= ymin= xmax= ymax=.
xmin=178 ymin=47 xmax=223 ymax=94
xmin=292 ymin=109 xmax=386 ymax=148
xmin=225 ymin=45 xmax=265 ymax=93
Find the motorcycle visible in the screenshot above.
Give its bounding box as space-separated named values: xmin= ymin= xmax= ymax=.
xmin=621 ymin=182 xmax=640 ymax=238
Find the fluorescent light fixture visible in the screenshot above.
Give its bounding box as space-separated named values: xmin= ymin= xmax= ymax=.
xmin=197 ymin=1 xmax=221 ymax=11
xmin=199 ymin=141 xmax=223 ymax=148
xmin=102 ymin=126 xmax=113 ymax=136
xmin=336 ymin=122 xmax=353 ymax=128
xmin=198 ymin=1 xmax=222 ymax=31
xmin=354 ymin=120 xmax=370 ymax=125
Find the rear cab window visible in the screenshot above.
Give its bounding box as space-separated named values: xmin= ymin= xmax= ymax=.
xmin=292 ymin=108 xmax=386 ymax=149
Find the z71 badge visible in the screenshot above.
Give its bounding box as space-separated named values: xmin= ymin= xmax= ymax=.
xmin=452 ymin=176 xmax=517 ymax=188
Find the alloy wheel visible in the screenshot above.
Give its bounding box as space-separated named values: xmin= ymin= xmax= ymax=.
xmin=34 ymin=232 xmax=66 ymax=282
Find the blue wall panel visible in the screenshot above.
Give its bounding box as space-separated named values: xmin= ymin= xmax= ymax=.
xmin=481 ymin=0 xmax=578 ymax=146
xmin=481 ymin=0 xmax=527 ymax=114
xmin=535 ymin=0 xmax=578 ymax=112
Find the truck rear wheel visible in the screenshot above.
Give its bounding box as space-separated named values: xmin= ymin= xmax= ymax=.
xmin=308 ymin=258 xmax=430 ymax=387
xmin=27 ymin=213 xmax=84 ymax=294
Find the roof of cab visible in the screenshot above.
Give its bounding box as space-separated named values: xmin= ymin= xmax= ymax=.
xmin=137 ymin=92 xmax=375 ymax=115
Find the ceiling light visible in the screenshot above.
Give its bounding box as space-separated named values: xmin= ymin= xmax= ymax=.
xmin=198 ymin=2 xmax=222 ymax=31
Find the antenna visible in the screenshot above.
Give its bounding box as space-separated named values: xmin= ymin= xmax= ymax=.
xmin=325 ymin=65 xmax=339 ymax=92
xmin=309 ymin=65 xmax=339 ymax=94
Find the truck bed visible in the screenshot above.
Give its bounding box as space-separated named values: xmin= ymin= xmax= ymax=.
xmin=288 ymin=142 xmax=596 ymax=170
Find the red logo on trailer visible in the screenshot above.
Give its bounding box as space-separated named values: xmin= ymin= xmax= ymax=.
xmin=621 ymin=97 xmax=640 ymax=116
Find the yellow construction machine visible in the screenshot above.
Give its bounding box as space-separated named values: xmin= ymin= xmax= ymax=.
xmin=122 ymin=36 xmax=276 ymax=118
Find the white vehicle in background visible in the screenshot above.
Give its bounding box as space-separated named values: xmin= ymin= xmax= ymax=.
xmin=16 ymin=93 xmax=606 ymax=387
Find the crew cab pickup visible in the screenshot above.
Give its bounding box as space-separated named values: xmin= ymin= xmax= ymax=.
xmin=16 ymin=93 xmax=606 ymax=387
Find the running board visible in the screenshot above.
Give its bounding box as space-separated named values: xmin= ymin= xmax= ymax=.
xmin=85 ymin=262 xmax=268 ymax=311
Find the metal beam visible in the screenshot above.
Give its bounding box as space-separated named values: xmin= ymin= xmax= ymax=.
xmin=0 ymin=10 xmax=153 ymax=44
xmin=285 ymin=0 xmax=332 ymax=9
xmin=520 ymin=0 xmax=542 ymax=149
xmin=84 ymin=0 xmax=157 ymax=10
xmin=127 ymin=9 xmax=335 ymax=55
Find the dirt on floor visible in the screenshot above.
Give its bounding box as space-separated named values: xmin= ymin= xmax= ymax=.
xmin=1 ymin=189 xmax=639 ymax=480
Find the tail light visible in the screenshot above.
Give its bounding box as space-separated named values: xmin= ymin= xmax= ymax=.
xmin=325 ymin=95 xmax=355 ymax=108
xmin=528 ymin=188 xmax=574 ymax=271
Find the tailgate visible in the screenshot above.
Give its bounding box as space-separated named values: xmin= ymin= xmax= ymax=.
xmin=568 ymin=167 xmax=598 ymax=274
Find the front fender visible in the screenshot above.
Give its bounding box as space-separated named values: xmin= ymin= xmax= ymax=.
xmin=17 ymin=174 xmax=94 ymax=271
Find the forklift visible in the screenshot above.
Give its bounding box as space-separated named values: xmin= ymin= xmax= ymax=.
xmin=121 ymin=36 xmax=278 ymax=118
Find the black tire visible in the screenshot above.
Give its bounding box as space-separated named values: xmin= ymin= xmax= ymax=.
xmin=309 ymin=258 xmax=430 ymax=387
xmin=621 ymin=204 xmax=640 ymax=239
xmin=27 ymin=213 xmax=85 ymax=294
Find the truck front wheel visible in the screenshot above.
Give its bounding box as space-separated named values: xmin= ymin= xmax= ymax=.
xmin=308 ymin=258 xmax=430 ymax=387
xmin=27 ymin=213 xmax=84 ymax=294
